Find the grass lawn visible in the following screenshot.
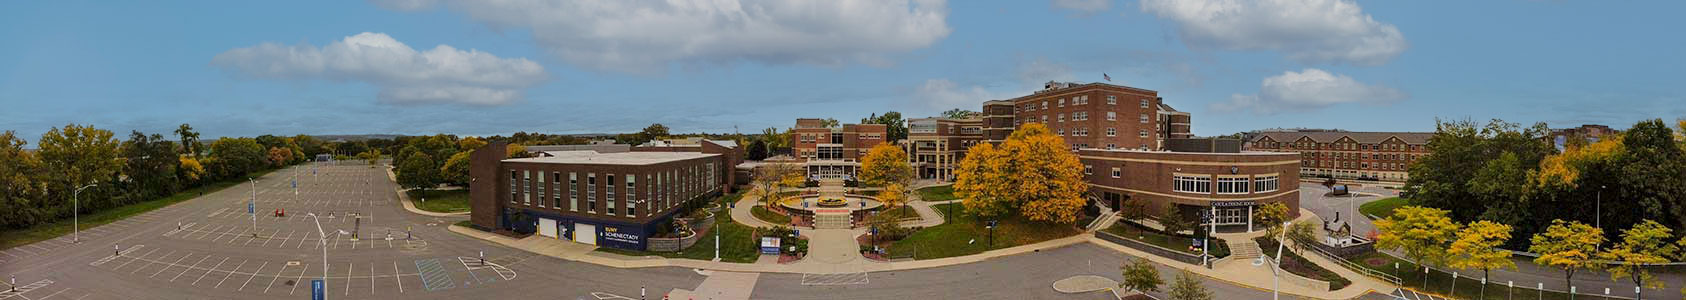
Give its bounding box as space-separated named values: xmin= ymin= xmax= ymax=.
xmin=1359 ymin=197 xmax=1407 ymax=220
xmin=1102 ymin=222 xmax=1230 ymax=258
xmin=1 ymin=168 xmax=281 ymax=251
xmin=407 ymin=189 xmax=470 ymax=213
xmin=1347 ymin=252 xmax=1583 ymax=300
xmin=751 ymin=205 xmax=791 ymax=225
xmin=916 ymin=185 xmax=957 ymax=201
xmin=887 ymin=203 xmax=1081 ymax=260
xmin=877 ymin=205 xmax=921 ymax=220
xmin=1255 ymin=237 xmax=1351 ymax=290
xmin=595 ymin=191 xmax=761 ymax=263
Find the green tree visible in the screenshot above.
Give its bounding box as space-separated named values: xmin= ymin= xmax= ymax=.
xmin=1254 ymin=202 xmax=1290 ymax=237
xmin=1120 ymin=257 xmax=1164 ymax=294
xmin=0 ymin=131 xmax=47 ymax=228
xmin=819 ymin=118 xmax=839 ymax=128
xmin=1406 ymin=119 xmax=1552 ymax=222
xmin=1284 ymin=221 xmax=1319 ymax=254
xmin=1528 ymin=219 xmax=1605 ymax=292
xmin=1447 ymin=221 xmax=1516 ymax=299
xmin=1167 ymin=269 xmax=1213 ymax=300
xmin=1157 ymin=203 xmax=1195 ymax=235
xmin=440 ymin=151 xmax=472 ymax=187
xmin=38 ymin=124 xmax=122 ymax=213
xmin=940 ymin=108 xmax=978 ymax=119
xmin=122 ymin=131 xmax=180 ymax=199
xmin=860 ymin=111 xmax=907 ymax=142
xmin=1599 ymin=220 xmax=1676 ymax=300
xmin=1374 ymin=206 xmax=1461 ymax=284
xmin=759 ymin=127 xmax=789 ymax=150
xmin=174 ymin=123 xmax=201 ymax=156
xmin=1617 ymin=120 xmax=1686 ymax=229
xmin=397 ymin=152 xmax=440 ymax=198
xmin=745 ymin=139 xmax=768 ymax=160
xmin=206 ymin=137 xmax=266 ymax=179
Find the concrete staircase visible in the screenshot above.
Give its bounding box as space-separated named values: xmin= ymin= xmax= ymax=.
xmin=814 ymin=213 xmax=851 ymax=229
xmin=1228 ymin=239 xmax=1262 ymax=260
xmin=1085 ymin=211 xmax=1121 ymax=232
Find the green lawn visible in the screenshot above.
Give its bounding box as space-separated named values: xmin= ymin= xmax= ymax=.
xmin=916 ymin=185 xmax=958 ymax=201
xmin=595 ymin=192 xmax=761 ymax=263
xmin=878 ymin=205 xmax=921 ymax=220
xmin=1 ymin=168 xmax=281 ymax=251
xmin=888 ymin=203 xmax=1081 ymax=260
xmin=407 ymin=189 xmax=470 ymax=213
xmin=1359 ymin=197 xmax=1407 ymax=220
xmin=1102 ymin=222 xmax=1230 ymax=258
xmin=1255 ymin=237 xmax=1350 ymax=290
xmin=751 ymin=205 xmax=791 ymax=225
xmin=1347 ymin=252 xmax=1583 ymax=300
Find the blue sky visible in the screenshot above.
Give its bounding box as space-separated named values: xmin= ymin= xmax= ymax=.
xmin=2 ymin=0 xmax=1682 ymax=143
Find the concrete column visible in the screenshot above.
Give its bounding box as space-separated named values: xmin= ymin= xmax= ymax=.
xmin=1247 ymin=205 xmax=1254 ymax=232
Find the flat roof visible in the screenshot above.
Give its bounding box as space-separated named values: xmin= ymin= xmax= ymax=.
xmin=1081 ymin=148 xmax=1300 ymax=156
xmin=504 ymin=150 xmax=719 ymax=165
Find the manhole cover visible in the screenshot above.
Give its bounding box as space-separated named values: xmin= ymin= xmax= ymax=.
xmin=287 ymin=261 xmax=301 ymax=266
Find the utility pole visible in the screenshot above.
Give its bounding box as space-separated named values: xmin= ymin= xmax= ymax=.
xmin=249 ymin=178 xmax=257 ymax=237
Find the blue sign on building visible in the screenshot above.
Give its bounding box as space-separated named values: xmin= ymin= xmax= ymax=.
xmin=311 ymin=279 xmax=325 ymax=300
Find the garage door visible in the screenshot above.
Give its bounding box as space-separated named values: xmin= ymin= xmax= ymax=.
xmin=538 ymin=218 xmax=558 ymax=238
xmin=573 ymin=223 xmax=596 ymax=245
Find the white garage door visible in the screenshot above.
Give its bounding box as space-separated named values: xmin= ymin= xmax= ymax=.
xmin=573 ymin=223 xmax=597 ymax=245
xmin=538 ymin=218 xmax=557 ymax=238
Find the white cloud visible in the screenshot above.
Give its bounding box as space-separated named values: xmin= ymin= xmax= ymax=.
xmin=372 ymin=0 xmax=952 ymax=74
xmin=1140 ymin=0 xmax=1406 ymax=65
xmin=211 ymin=32 xmax=546 ymax=106
xmin=1052 ymin=0 xmax=1111 ymax=14
xmin=915 ymin=79 xmax=1002 ymax=111
xmin=1212 ymin=68 xmax=1404 ymax=114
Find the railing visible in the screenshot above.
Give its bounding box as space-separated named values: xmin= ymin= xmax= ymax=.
xmin=1306 ymin=245 xmax=1402 ymax=286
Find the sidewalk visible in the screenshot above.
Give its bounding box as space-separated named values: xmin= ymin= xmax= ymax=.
xmin=387 ymin=167 xmax=468 ymax=217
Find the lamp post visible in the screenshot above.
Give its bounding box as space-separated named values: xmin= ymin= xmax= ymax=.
xmin=305 ymin=213 xmax=332 ymax=287
xmin=986 ymin=220 xmax=997 ymax=249
xmin=1254 ymin=221 xmax=1292 ymax=300
xmin=72 ymin=184 xmax=96 ymax=243
xmin=249 ymin=178 xmax=257 ymax=237
xmin=1597 ymin=185 xmax=1604 ymax=229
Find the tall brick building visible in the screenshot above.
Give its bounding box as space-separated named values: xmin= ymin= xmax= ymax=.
xmin=906 ymin=117 xmax=984 ymax=181
xmin=790 ymin=118 xmax=888 ymax=179
xmin=1007 ymin=81 xmax=1189 ymax=151
xmin=1245 ymin=131 xmax=1432 ymax=183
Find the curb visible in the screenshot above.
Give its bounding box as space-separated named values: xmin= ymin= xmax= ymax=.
xmin=388 ymin=167 xmax=468 ymax=217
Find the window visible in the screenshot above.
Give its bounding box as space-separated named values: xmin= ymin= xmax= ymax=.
xmin=552 ymin=172 xmax=562 ymax=208
xmin=1140 ymin=113 xmax=1149 ymax=123
xmin=569 ymin=173 xmax=578 ymax=211
xmin=587 ymin=173 xmax=597 ymax=213
xmin=522 ymin=171 xmax=531 ymax=205
xmin=1057 ymin=113 xmax=1064 ymax=122
xmin=1217 ymin=177 xmax=1249 ymax=194
xmin=1106 ymin=128 xmax=1116 ymax=137
xmin=606 ymin=174 xmax=617 ymax=215
xmin=1106 ymin=144 xmax=1116 ymax=149
xmin=1084 ymin=165 xmax=1093 ymax=175
xmin=1111 ymin=167 xmax=1121 ymax=178
xmin=1041 ymin=101 xmax=1048 ymax=109
xmin=1057 ymin=129 xmax=1065 ymax=136
xmin=1173 ymin=175 xmax=1211 ymax=194
xmin=536 ymin=170 xmax=546 ymax=207
xmin=627 ymin=175 xmax=637 ymax=217
xmin=1107 ymin=95 xmax=1117 ymax=105
xmin=1140 ymin=99 xmax=1149 ymax=108
xmin=509 ymin=170 xmax=518 ymax=204
xmin=1106 ymin=111 xmax=1116 ymax=121
xmin=1041 ymin=115 xmax=1047 ymax=123
xmin=1139 ymin=130 xmax=1148 ymax=138
xmin=1058 ymin=98 xmax=1065 ymax=107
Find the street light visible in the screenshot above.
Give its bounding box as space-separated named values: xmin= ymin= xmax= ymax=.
xmin=1253 ymin=221 xmax=1292 ymax=300
xmin=305 ymin=213 xmax=331 ymax=286
xmin=1597 ymin=185 xmax=1605 ymax=229
xmin=986 ymin=220 xmax=997 ymax=249
xmin=249 ymin=178 xmax=258 ymax=237
xmin=72 ymin=184 xmax=96 ymax=243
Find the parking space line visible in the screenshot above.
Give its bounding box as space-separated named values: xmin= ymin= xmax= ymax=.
xmin=31 ymin=287 xmax=70 ymax=300
xmin=0 ymin=249 xmax=21 ymax=259
xmin=393 ymin=262 xmax=403 ymax=294
xmin=237 ymin=261 xmax=265 ymax=291
xmin=192 ymin=257 xmax=228 ymax=285
xmin=369 ymin=264 xmax=376 ymax=295
xmin=260 ymin=263 xmax=285 ymax=293
xmin=11 ymin=245 xmax=40 ymax=256
xmin=111 ymin=248 xmax=158 ymax=271
xmin=345 ymin=262 xmax=353 ymax=296
xmin=289 ymin=264 xmax=309 ymax=295
xmin=265 ymin=230 xmax=289 ymax=247
xmin=171 ymin=254 xmax=211 ymax=282
xmin=131 ymin=250 xmax=175 ymax=274
xmin=150 ymin=252 xmax=192 ymax=278
xmin=216 ymin=260 xmax=247 ymax=288
xmin=332 ymin=236 xmax=341 ymax=249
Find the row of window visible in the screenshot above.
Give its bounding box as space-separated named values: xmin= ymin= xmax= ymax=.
xmin=1267 ymin=141 xmax=1424 ymax=152
xmin=1080 ymin=166 xmax=1282 ymax=195
xmin=508 ymin=163 xmax=717 ymax=218
xmin=1022 ymin=95 xmax=1152 ymax=112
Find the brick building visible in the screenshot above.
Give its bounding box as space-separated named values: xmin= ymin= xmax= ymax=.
xmin=790 ymin=118 xmax=888 ymax=179
xmin=1245 ymin=131 xmax=1433 ymax=183
xmin=1081 ymin=148 xmax=1301 ymax=231
xmin=1008 ymin=81 xmax=1187 ymax=151
xmin=469 ymin=140 xmax=739 ymax=251
xmin=906 ymin=117 xmax=985 ymax=181
xmin=1549 ymin=124 xmax=1617 ymax=151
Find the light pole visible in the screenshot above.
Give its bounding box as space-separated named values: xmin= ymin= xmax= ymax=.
xmin=72 ymin=184 xmax=96 ymax=243
xmin=249 ymin=178 xmax=257 ymax=237
xmin=1596 ymin=185 xmax=1604 ymax=230
xmin=305 ymin=213 xmax=343 ymax=287
xmin=1254 ymin=221 xmax=1292 ymax=300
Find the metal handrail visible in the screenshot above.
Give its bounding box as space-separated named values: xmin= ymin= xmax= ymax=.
xmin=1306 ymin=245 xmax=1402 ymax=286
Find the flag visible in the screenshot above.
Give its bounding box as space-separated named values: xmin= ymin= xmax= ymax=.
xmin=1103 ymin=73 xmax=1111 ymax=82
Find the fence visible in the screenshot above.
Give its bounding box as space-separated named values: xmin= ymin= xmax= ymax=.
xmin=1305 ymin=244 xmax=1401 ymax=286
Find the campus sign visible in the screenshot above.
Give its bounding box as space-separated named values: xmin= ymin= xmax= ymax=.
xmin=600 ymin=225 xmax=642 ymax=245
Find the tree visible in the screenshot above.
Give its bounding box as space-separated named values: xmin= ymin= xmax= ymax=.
xmin=1167 ymin=269 xmax=1213 ymax=300
xmin=0 ymin=131 xmax=47 ymax=228
xmin=206 ymin=137 xmax=266 ymax=179
xmin=1158 ymin=203 xmax=1195 ymax=235
xmin=457 ymin=136 xmax=487 ymax=152
xmin=1374 ymin=206 xmax=1461 ymax=284
xmin=1528 ymin=219 xmax=1605 ymax=292
xmin=759 ymin=127 xmax=790 ymax=150
xmin=397 ymin=152 xmax=440 ymax=198
xmin=440 ymin=151 xmax=472 ymax=187
xmin=37 ymin=124 xmax=122 ymax=194
xmin=266 ymin=147 xmax=293 ymax=167
xmin=955 ymin=123 xmax=1087 ymax=221
xmin=819 ymin=118 xmax=839 ymax=128
xmin=880 ymin=183 xmax=909 ymax=215
xmin=358 ymin=148 xmax=382 ymax=165
xmin=506 ymin=144 xmax=531 ymax=158
xmin=122 ymin=131 xmax=181 ymax=199
xmin=1284 ymin=221 xmax=1319 ymax=254
xmin=178 ymin=157 xmax=204 ymax=183
xmin=174 ymin=123 xmax=201 ymax=157
xmin=941 ymin=108 xmax=978 ymax=119
xmin=858 ymin=143 xmax=912 ymax=188
xmin=955 ymin=143 xmax=1011 ymax=218
xmin=1406 ymin=119 xmax=1553 ymax=223
xmin=1447 ymin=221 xmax=1516 ymax=299
xmin=1120 ymin=257 xmax=1164 ymax=294
xmin=1617 ymin=120 xmax=1686 ymax=229
xmin=860 ymin=111 xmax=907 ymax=142
xmin=1599 ymin=220 xmax=1676 ymax=300
xmin=745 ymin=139 xmax=769 ymax=160
xmin=1254 ymin=202 xmax=1290 ymax=237
xmin=752 ymin=163 xmax=803 ymax=207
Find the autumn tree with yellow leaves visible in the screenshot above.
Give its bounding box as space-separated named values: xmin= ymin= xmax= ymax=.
xmin=1600 ymin=220 xmax=1677 ymax=300
xmin=953 ymin=123 xmax=1087 ymax=224
xmin=859 ymin=142 xmax=914 ymax=214
xmin=1375 ymin=205 xmax=1462 ymax=285
xmin=1528 ymin=219 xmax=1605 ymax=292
xmin=1447 ymin=220 xmax=1516 ymax=299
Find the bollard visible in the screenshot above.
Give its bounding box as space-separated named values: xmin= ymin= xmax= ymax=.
xmin=642 ymin=286 xmax=647 ymax=300
xmin=11 ymin=274 xmax=16 ymax=292
xmin=479 ymin=251 xmax=485 ymax=266
xmin=114 ymin=244 xmax=120 ymax=256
